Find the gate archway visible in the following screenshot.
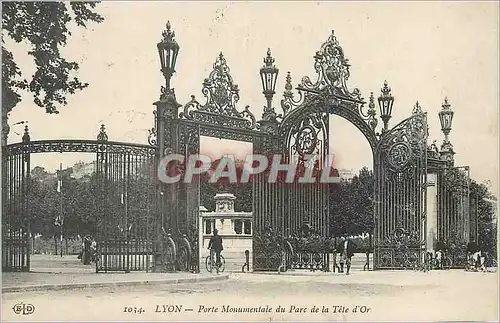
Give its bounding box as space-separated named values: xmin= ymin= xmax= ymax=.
xmin=274 ymin=30 xmax=428 ymax=270
xmin=154 ymin=26 xmax=431 ymax=272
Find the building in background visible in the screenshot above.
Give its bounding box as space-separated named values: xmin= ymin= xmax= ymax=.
xmin=338 ymin=168 xmax=355 ymax=182
xmin=199 ymin=193 xmax=252 ymax=271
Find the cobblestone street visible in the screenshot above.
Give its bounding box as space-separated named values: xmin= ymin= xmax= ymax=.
xmin=3 ymin=269 xmax=498 ymax=321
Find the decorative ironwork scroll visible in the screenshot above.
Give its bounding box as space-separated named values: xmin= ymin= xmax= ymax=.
xmin=300 ymin=30 xmax=362 ymax=101
xmin=180 ymin=53 xmax=257 ymax=130
xmin=285 ymin=228 xmax=330 ymax=271
xmin=279 ymin=30 xmax=378 ymax=152
xmin=253 ymin=223 xmax=285 ymax=271
xmin=177 ymin=123 xmax=200 ymax=272
xmin=4 ymin=140 xmax=155 ymax=157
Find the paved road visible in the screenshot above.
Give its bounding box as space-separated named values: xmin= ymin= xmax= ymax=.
xmin=2 ymin=270 xmax=498 ymax=322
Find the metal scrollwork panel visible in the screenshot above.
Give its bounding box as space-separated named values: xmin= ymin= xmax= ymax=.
xmin=374 ymin=113 xmax=428 ymax=270
xmin=180 ymin=53 xmax=257 ymax=130
xmin=377 ymin=112 xmax=427 ymax=175
xmin=278 ymin=31 xmax=379 ymax=147
xmin=300 ymin=30 xmax=362 ymax=102
xmin=4 ymin=140 xmax=155 ymax=157
xmin=387 ymin=142 xmax=412 ymax=170
xmin=285 ymin=110 xmax=326 ymax=159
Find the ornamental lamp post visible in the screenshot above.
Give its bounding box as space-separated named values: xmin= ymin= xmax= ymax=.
xmin=157 ymin=21 xmax=179 ymax=90
xmin=438 ymin=97 xmax=456 ymax=165
xmin=377 ymin=80 xmax=394 ymax=132
xmin=260 ymin=48 xmax=279 ymax=112
xmin=438 ymin=97 xmax=454 ymax=142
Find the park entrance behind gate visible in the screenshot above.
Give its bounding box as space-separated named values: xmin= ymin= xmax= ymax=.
xmin=2 ymin=25 xmax=475 ymax=273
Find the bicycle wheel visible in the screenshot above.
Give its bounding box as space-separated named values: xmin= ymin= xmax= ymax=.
xmin=205 ymin=255 xmax=213 ymax=273
xmin=219 ymin=255 xmax=226 ymax=273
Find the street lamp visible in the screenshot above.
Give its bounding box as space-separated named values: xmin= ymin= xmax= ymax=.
xmin=157 ymin=21 xmax=179 ymax=90
xmin=260 ymin=48 xmax=279 ymax=111
xmin=377 ymin=80 xmax=394 ymax=132
xmin=438 ymin=97 xmax=455 ymax=164
xmin=438 ymin=97 xmax=454 ymax=142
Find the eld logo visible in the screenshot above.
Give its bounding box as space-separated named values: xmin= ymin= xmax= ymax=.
xmin=12 ymin=303 xmax=35 ymax=315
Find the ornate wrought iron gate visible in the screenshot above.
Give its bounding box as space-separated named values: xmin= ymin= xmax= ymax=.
xmin=436 ymin=166 xmax=470 ymax=268
xmin=2 ymin=129 xmax=31 ymax=272
xmin=373 ymin=108 xmax=428 ymax=269
xmin=1 ymin=125 xmax=158 ymax=273
xmin=95 ymin=126 xmax=157 ymax=272
xmin=4 ymin=24 xmax=467 ymax=274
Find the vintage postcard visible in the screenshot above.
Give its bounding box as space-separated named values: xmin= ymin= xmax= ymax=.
xmin=2 ymin=1 xmax=499 ymax=322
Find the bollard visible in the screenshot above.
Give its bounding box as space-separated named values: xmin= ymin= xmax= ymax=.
xmin=241 ymin=250 xmax=250 ymax=272
xmin=363 ymin=251 xmax=370 ymax=271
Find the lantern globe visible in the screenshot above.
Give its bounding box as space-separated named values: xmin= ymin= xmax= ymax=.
xmin=260 ymin=48 xmax=279 ymax=96
xmin=439 ymin=97 xmax=454 ymax=135
xmin=157 ymin=21 xmax=179 ymax=80
xmin=377 ymin=81 xmax=394 ymax=130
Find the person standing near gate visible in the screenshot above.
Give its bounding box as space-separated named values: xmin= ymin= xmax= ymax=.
xmin=208 ymin=229 xmax=224 ymax=268
xmin=466 ymin=238 xmax=480 ymax=269
xmin=83 ymin=236 xmax=91 ymax=265
xmin=339 ymin=236 xmax=356 ymax=275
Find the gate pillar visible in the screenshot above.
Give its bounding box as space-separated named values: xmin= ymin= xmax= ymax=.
xmin=152 ymin=87 xmax=182 ymax=272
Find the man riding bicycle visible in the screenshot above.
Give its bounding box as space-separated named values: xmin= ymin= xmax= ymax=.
xmin=208 ymin=229 xmax=224 ymax=268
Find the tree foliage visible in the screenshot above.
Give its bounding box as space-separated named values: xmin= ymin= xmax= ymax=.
xmin=28 ymin=166 xmax=98 ymax=239
xmin=470 ymin=180 xmax=497 ymax=258
xmin=199 ymin=158 xmax=252 ymax=212
xmin=329 ymin=167 xmax=374 ymax=237
xmin=2 ymin=2 xmax=104 ymax=143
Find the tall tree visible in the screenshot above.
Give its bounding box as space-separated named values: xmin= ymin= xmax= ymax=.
xmin=2 ymin=2 xmax=104 ymax=145
xmin=470 ymin=180 xmax=497 ymax=258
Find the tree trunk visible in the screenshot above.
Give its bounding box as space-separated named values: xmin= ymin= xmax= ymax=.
xmin=65 ymin=238 xmax=68 ymax=254
xmin=32 ymin=235 xmax=36 ymax=255
xmin=1 ymin=103 xmax=10 ymax=147
xmin=1 ymin=86 xmax=17 ymax=147
xmin=54 ymin=235 xmax=58 ymax=255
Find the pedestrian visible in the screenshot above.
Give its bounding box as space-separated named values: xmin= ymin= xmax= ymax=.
xmin=83 ymin=236 xmax=91 ymax=265
xmin=339 ymin=236 xmax=357 ymax=275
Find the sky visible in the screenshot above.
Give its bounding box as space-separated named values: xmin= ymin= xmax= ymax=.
xmin=6 ymin=1 xmax=499 ymax=196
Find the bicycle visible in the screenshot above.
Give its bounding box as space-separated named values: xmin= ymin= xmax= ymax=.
xmin=205 ymin=249 xmax=225 ymax=273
